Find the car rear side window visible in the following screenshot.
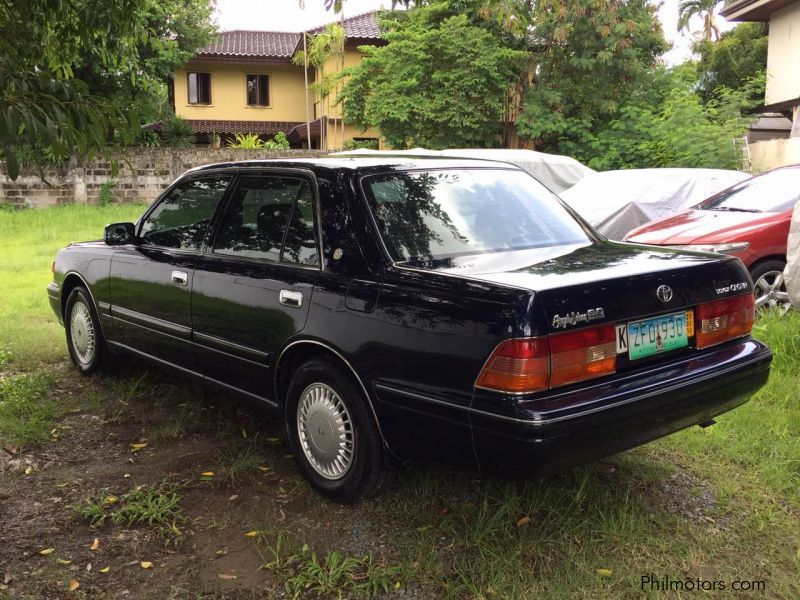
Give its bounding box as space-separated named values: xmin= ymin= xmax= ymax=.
xmin=362 ymin=169 xmax=590 ymax=262
xmin=213 ymin=175 xmax=318 ymax=266
xmin=139 ymin=176 xmax=231 ymax=250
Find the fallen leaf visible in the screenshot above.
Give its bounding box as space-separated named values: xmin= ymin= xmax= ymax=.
xmin=244 ymin=530 xmax=259 ymax=538
xmin=39 ymin=548 xmax=56 ymax=556
xmin=103 ymin=495 xmax=119 ymax=506
xmin=266 ymin=437 xmax=280 ymax=443
xmin=596 ymin=568 xmax=613 ymax=578
xmin=99 ymin=566 xmax=110 ymax=574
xmin=56 ymin=558 xmax=72 ymax=565
xmin=228 ymin=495 xmax=239 ymax=501
xmin=24 ymin=466 xmax=33 ymax=475
xmin=55 ymin=482 xmax=70 ymax=488
xmin=130 ymin=443 xmax=148 ymax=452
xmin=395 ymin=581 xmax=401 ymax=589
xmin=171 ymin=523 xmax=182 ymax=536
xmin=140 ymin=561 xmax=153 ymax=569
xmin=86 ymin=563 xmax=92 ymax=572
xmin=242 ymin=428 xmax=247 ymax=438
xmin=68 ymin=579 xmax=79 ymax=591
xmin=123 ymin=473 xmax=131 ymax=478
xmin=516 ymin=516 xmax=531 ymax=527
xmin=218 ymin=573 xmax=238 ymax=580
xmin=200 ymin=471 xmax=214 ymax=477
xmin=257 ymin=466 xmax=269 ymax=472
xmin=215 ymin=548 xmax=228 ymax=557
xmin=90 ymin=538 xmax=100 ymax=551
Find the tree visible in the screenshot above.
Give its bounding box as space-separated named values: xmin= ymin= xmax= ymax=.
xmin=677 ymin=0 xmax=722 ymax=41
xmin=694 ymin=22 xmax=768 ymax=104
xmin=338 ymin=4 xmax=527 ymax=148
xmin=516 ymin=0 xmax=668 ymax=152
xmin=0 ymin=0 xmax=216 ymax=179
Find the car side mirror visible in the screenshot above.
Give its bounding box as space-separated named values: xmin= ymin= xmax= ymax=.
xmin=104 ymin=222 xmax=136 ymax=245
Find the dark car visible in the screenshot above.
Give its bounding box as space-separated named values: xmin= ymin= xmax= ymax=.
xmin=625 ymin=165 xmax=800 ymax=312
xmin=47 ymin=158 xmax=772 ymax=503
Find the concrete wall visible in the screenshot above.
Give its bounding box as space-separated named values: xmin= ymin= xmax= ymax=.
xmin=766 ymin=2 xmax=800 ymax=105
xmin=750 ymin=137 xmax=800 ymax=172
xmin=0 ymin=148 xmax=327 ymax=208
xmin=174 ymin=63 xmax=313 ymax=122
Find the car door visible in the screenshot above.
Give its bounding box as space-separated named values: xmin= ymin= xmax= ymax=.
xmin=107 ymin=174 xmax=232 ymax=369
xmin=191 ymin=171 xmax=320 ymax=400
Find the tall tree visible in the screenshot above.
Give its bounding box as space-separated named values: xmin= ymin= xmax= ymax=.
xmin=677 ymin=0 xmax=723 ymax=41
xmin=338 ymin=3 xmax=527 ymax=148
xmin=516 ymin=0 xmax=668 ymax=152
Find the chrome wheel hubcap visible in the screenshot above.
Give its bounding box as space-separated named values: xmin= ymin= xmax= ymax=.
xmin=754 ymin=270 xmax=791 ymax=314
xmin=296 ymin=383 xmax=354 ymax=480
xmin=69 ymin=301 xmax=96 ymax=365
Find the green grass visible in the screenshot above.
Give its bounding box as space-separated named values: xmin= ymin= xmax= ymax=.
xmin=72 ymin=479 xmax=187 ymax=545
xmin=212 ymin=445 xmax=267 ymax=485
xmin=0 ymin=372 xmax=59 ymax=447
xmin=0 ymin=204 xmax=146 ymax=369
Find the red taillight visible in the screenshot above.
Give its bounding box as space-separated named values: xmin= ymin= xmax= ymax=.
xmin=549 ymin=324 xmax=617 ymax=387
xmin=475 ymin=338 xmax=550 ymax=393
xmin=476 ymin=323 xmax=617 ymax=394
xmin=696 ymin=293 xmax=754 ymax=349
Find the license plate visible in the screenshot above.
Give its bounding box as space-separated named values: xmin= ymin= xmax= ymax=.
xmin=616 ymin=311 xmax=692 ymax=360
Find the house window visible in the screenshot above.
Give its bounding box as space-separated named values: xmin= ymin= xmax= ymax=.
xmin=187 ymin=72 xmax=211 ymax=105
xmin=246 ymin=74 xmax=269 ymax=107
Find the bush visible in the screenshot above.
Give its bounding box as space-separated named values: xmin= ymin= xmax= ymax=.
xmin=99 ymin=180 xmax=117 ymax=206
xmin=343 ymin=138 xmax=379 ymax=151
xmin=228 ymin=132 xmax=264 ymax=149
xmin=161 ymin=117 xmax=195 ymax=148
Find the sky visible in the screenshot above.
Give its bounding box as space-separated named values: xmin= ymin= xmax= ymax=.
xmin=214 ymin=0 xmax=737 ymax=66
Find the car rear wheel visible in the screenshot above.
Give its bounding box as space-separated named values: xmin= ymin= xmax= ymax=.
xmin=750 ymin=259 xmax=791 ymax=314
xmin=285 ymin=358 xmax=390 ymax=503
xmin=65 ymin=286 xmax=111 ymax=374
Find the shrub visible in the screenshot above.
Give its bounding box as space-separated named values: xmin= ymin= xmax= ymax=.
xmin=99 ymin=180 xmax=117 ymax=206
xmin=161 ymin=117 xmax=195 ymax=148
xmin=228 ymin=132 xmax=265 ymax=149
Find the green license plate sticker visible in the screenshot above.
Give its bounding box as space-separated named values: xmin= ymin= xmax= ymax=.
xmin=627 ymin=312 xmax=688 ymax=360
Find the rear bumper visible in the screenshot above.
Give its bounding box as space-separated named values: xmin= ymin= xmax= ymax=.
xmin=471 ymin=338 xmax=772 ymax=478
xmin=47 ymin=281 xmax=63 ymax=325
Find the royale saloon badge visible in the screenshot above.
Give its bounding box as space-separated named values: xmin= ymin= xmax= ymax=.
xmin=551 ymin=307 xmax=606 ymax=329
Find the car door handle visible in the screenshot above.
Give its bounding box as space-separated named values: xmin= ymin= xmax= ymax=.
xmin=279 ymin=289 xmax=303 ymax=308
xmin=171 ymin=270 xmax=188 ymax=286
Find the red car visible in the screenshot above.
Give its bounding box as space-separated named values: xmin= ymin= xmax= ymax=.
xmin=625 ymin=165 xmax=800 ymax=311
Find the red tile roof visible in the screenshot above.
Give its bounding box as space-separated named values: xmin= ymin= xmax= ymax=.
xmin=187 ymin=120 xmax=303 ymax=135
xmin=196 ymin=11 xmax=382 ymax=59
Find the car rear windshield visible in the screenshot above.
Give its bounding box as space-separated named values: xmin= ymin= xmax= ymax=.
xmin=361 ymin=169 xmax=591 ymax=262
xmin=699 ymin=168 xmax=800 ymax=213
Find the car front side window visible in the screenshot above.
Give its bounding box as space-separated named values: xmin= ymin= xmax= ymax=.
xmin=139 ymin=176 xmax=232 ymax=250
xmin=212 ymin=175 xmax=319 ymax=266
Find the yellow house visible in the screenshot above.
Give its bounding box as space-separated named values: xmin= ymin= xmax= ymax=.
xmin=171 ymin=11 xmax=384 ymax=149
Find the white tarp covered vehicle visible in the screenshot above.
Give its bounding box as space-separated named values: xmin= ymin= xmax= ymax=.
xmin=559 ymin=168 xmax=750 ymax=240
xmin=785 ymin=201 xmax=800 ymax=309
xmin=331 ymin=148 xmax=595 ymax=194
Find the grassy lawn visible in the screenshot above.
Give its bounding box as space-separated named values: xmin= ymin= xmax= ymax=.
xmin=0 ymin=205 xmax=798 ymax=598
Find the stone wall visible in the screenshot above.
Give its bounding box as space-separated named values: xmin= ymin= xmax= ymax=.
xmin=0 ymin=148 xmax=329 ymax=208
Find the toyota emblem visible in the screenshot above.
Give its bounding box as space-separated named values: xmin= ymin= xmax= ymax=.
xmin=656 ymin=285 xmax=673 ymax=303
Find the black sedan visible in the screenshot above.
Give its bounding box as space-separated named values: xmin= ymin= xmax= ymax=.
xmin=47 ymin=158 xmax=772 ymax=502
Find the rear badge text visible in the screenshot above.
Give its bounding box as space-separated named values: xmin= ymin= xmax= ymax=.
xmin=552 ymin=307 xmax=606 ymax=329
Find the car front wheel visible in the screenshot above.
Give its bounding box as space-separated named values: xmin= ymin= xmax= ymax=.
xmin=64 ymin=286 xmax=110 ymax=374
xmin=285 ymin=358 xmax=390 ymax=503
xmin=750 ymin=259 xmax=791 ymax=314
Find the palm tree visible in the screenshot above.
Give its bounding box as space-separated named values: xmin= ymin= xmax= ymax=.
xmin=678 ymin=0 xmax=723 ymax=41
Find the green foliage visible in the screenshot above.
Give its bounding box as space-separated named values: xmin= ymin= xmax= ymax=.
xmin=560 ymin=68 xmax=762 ymax=170
xmin=517 ymin=0 xmax=668 ymax=150
xmin=72 ymin=479 xmax=187 ymax=545
xmin=161 ymin=116 xmax=195 ymax=148
xmin=694 ymin=22 xmax=768 ymax=103
xmin=98 ymin=180 xmax=118 ymax=206
xmin=228 ymin=133 xmax=265 ymax=149
xmin=264 ymin=131 xmax=290 ymax=150
xmin=138 ymin=129 xmax=161 ymax=149
xmin=339 ymin=4 xmax=527 ymax=148
xmin=677 ymin=0 xmax=723 ymax=41
xmin=0 ymin=373 xmax=59 ymax=448
xmin=207 ymin=132 xmax=222 ymax=148
xmin=0 ymin=0 xmax=215 ymax=179
xmin=342 ymin=138 xmax=380 ymax=150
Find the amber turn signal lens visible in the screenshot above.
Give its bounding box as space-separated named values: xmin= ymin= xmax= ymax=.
xmin=695 ymin=293 xmax=755 ymax=349
xmin=475 ymin=338 xmax=550 ymax=393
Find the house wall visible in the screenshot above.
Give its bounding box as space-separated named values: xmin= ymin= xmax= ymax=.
xmin=766 ymin=2 xmax=800 ymax=105
xmin=749 ymin=137 xmax=800 ymax=172
xmin=174 ymin=63 xmax=313 ymax=122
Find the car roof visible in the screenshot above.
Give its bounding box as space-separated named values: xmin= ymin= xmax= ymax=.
xmin=186 ymin=156 xmax=522 ymax=174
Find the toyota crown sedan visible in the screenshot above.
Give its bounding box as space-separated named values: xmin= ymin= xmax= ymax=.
xmin=47 ymin=158 xmax=772 ymax=503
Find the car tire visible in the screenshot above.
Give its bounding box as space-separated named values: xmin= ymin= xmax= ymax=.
xmin=750 ymin=259 xmax=790 ymax=313
xmin=285 ymin=358 xmax=390 ymax=503
xmin=64 ymin=286 xmax=112 ymax=374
